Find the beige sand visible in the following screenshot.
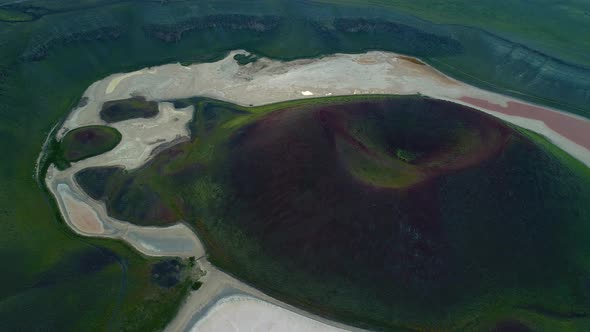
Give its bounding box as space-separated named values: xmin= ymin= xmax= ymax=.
xmin=105 ymin=71 xmax=143 ymax=94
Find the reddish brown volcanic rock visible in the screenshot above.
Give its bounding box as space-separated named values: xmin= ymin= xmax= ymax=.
xmin=228 ymin=98 xmax=514 ymax=285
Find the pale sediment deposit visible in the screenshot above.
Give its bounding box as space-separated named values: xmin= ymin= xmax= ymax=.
xmin=43 ymin=49 xmax=590 ymax=332
xmin=47 ymin=169 xmax=204 ymax=258
xmin=45 ymin=97 xmax=202 ymax=257
xmin=58 ymin=183 xmax=104 ymax=235
xmin=164 ymin=260 xmax=366 ymax=332
xmin=189 ymin=295 xmax=347 ymax=332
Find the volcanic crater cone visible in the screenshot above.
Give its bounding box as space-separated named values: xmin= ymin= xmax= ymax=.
xmin=228 ymin=98 xmax=512 ymax=287
xmin=75 ymin=96 xmax=586 ymax=329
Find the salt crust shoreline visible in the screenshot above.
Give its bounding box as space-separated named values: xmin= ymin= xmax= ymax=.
xmin=42 ymin=50 xmax=590 ymax=332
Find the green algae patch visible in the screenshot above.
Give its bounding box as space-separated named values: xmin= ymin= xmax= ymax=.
xmin=100 ymin=97 xmax=159 ymax=123
xmin=60 ymin=125 xmax=121 ymax=162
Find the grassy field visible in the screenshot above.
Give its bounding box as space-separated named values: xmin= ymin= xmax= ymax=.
xmin=0 ymin=0 xmax=589 ymax=330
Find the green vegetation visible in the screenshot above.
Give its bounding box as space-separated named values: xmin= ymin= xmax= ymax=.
xmin=60 ymin=125 xmax=121 ymax=162
xmin=188 ymin=256 xmax=196 ymax=267
xmin=0 ymin=26 xmax=189 ymax=326
xmin=95 ymin=245 xmax=191 ymax=332
xmin=191 ymin=281 xmax=202 ymax=291
xmin=11 ymin=125 xmax=193 ymax=332
xmin=395 ymin=148 xmax=421 ymax=162
xmin=100 ymin=97 xmax=159 ymax=123
xmin=76 ymin=95 xmax=396 ymax=226
xmin=2 ymin=1 xmax=588 ymax=115
xmin=513 ymin=126 xmax=590 ymax=182
xmin=0 ymin=8 xmax=33 ymax=22
xmin=44 ymin=135 xmax=71 ymax=170
xmin=151 ymin=259 xmax=184 ymax=288
xmin=315 ymin=0 xmax=590 ymax=67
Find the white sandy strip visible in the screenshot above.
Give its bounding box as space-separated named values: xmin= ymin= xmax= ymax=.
xmin=106 ymin=71 xmax=143 ymax=94
xmin=190 ymin=295 xmax=347 ymax=332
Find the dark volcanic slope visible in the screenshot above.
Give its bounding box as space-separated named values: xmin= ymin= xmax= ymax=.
xmin=222 ymin=98 xmax=589 ymax=329
xmin=228 ymin=98 xmax=511 ymax=288
xmin=75 ymin=97 xmax=590 ymax=330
